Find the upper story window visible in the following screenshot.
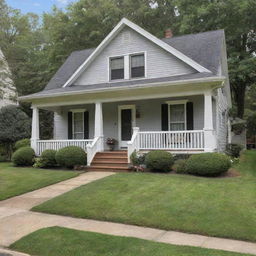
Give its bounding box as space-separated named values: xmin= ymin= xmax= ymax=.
xmin=130 ymin=54 xmax=145 ymax=78
xmin=110 ymin=57 xmax=124 ymax=80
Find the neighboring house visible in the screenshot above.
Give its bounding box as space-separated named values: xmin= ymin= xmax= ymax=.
xmin=20 ymin=18 xmax=231 ymax=169
xmin=0 ymin=49 xmax=17 ymax=108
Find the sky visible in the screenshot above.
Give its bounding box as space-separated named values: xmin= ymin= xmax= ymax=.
xmin=6 ymin=0 xmax=75 ymax=14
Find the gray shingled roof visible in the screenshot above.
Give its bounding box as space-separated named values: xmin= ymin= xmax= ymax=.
xmin=40 ymin=29 xmax=224 ymax=94
xmin=20 ymin=72 xmax=222 ymax=100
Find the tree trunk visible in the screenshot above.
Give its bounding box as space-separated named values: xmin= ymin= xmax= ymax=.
xmin=233 ymin=85 xmax=246 ymax=118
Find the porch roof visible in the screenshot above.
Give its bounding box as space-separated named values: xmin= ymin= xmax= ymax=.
xmin=19 ymin=72 xmax=224 ymax=101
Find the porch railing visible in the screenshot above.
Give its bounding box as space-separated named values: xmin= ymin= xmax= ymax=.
xmin=36 ymin=139 xmax=94 ymax=155
xmin=128 ymin=129 xmax=205 ymax=162
xmin=86 ymin=136 xmax=104 ymax=166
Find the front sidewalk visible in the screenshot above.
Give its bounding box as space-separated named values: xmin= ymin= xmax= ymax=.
xmin=0 ymin=172 xmax=256 ymax=255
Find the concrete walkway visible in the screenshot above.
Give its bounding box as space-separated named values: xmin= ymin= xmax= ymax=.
xmin=0 ymin=172 xmax=256 ymax=256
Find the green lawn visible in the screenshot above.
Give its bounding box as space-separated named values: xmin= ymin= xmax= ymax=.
xmin=0 ymin=162 xmax=80 ymax=200
xmin=10 ymin=227 xmax=251 ymax=256
xmin=32 ymin=151 xmax=256 ymax=242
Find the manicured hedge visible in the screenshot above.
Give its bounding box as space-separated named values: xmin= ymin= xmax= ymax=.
xmin=145 ymin=150 xmax=174 ymax=172
xmin=41 ymin=149 xmax=57 ymax=168
xmin=172 ymin=159 xmax=187 ymax=174
xmin=55 ymin=146 xmax=87 ymax=168
xmin=12 ymin=146 xmax=35 ymax=166
xmin=185 ymin=153 xmax=231 ymax=176
xmin=14 ymin=139 xmax=30 ymax=150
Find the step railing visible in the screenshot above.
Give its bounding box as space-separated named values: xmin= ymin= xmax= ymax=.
xmin=86 ymin=136 xmax=104 ymax=166
xmin=36 ymin=139 xmax=94 ymax=155
xmin=127 ymin=127 xmax=140 ymax=163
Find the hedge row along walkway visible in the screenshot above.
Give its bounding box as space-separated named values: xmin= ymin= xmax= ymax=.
xmin=0 ymin=171 xmax=256 ymax=256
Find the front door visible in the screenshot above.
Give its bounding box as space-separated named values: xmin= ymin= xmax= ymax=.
xmin=118 ymin=105 xmax=136 ymax=148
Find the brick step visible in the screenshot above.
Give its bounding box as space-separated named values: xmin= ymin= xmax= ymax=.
xmin=92 ymin=159 xmax=128 ymax=164
xmin=91 ymin=162 xmax=128 ymax=167
xmin=88 ymin=165 xmax=130 ymax=172
xmin=94 ymin=156 xmax=128 ymax=161
xmin=96 ymin=151 xmax=127 ymax=157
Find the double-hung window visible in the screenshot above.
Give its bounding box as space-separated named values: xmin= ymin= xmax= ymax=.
xmin=130 ymin=54 xmax=145 ymax=78
xmin=167 ymin=101 xmax=187 ymax=131
xmin=73 ymin=112 xmax=84 ymax=139
xmin=110 ymin=57 xmax=124 ymax=80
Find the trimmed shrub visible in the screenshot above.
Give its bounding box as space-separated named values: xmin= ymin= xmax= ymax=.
xmin=130 ymin=151 xmax=146 ymax=166
xmin=12 ymin=146 xmax=35 ymax=166
xmin=226 ymin=143 xmax=243 ymax=158
xmin=173 ymin=159 xmax=187 ymax=174
xmin=15 ymin=139 xmax=30 ymax=150
xmin=55 ymin=146 xmax=87 ymax=168
xmin=185 ymin=153 xmax=231 ymax=176
xmin=41 ymin=149 xmax=57 ymax=168
xmin=145 ymin=150 xmax=174 ymax=172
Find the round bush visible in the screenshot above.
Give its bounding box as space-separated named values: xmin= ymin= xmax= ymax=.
xmin=12 ymin=146 xmax=35 ymax=166
xmin=145 ymin=150 xmax=174 ymax=172
xmin=130 ymin=151 xmax=146 ymax=166
xmin=55 ymin=146 xmax=87 ymax=168
xmin=41 ymin=149 xmax=57 ymax=168
xmin=185 ymin=153 xmax=231 ymax=176
xmin=14 ymin=139 xmax=30 ymax=150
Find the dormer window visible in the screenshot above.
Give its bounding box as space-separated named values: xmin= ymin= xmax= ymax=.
xmin=131 ymin=54 xmax=145 ymax=78
xmin=110 ymin=57 xmax=124 ymax=80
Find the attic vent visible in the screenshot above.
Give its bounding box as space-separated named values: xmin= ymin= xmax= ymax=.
xmin=122 ymin=31 xmax=131 ymax=44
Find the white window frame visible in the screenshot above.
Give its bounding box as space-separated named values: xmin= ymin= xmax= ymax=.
xmin=166 ymin=100 xmax=188 ymax=131
xmin=70 ymin=109 xmax=86 ymax=139
xmin=108 ymin=51 xmax=147 ymax=82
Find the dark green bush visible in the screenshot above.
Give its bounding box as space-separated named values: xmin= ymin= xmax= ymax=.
xmin=145 ymin=150 xmax=174 ymax=172
xmin=55 ymin=146 xmax=87 ymax=168
xmin=14 ymin=139 xmax=30 ymax=150
xmin=40 ymin=149 xmax=57 ymax=168
xmin=12 ymin=146 xmax=35 ymax=166
xmin=185 ymin=153 xmax=231 ymax=176
xmin=173 ymin=159 xmax=187 ymax=174
xmin=0 ymin=154 xmax=7 ymax=162
xmin=226 ymin=143 xmax=243 ymax=158
xmin=130 ymin=151 xmax=146 ymax=166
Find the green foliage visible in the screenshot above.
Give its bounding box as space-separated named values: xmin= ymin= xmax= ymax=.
xmin=172 ymin=159 xmax=187 ymax=174
xmin=15 ymin=138 xmax=30 ymax=150
xmin=130 ymin=151 xmax=146 ymax=166
xmin=247 ymin=112 xmax=256 ymax=137
xmin=0 ymin=154 xmax=7 ymax=162
xmin=0 ymin=105 xmax=31 ymax=159
xmin=231 ymin=122 xmax=246 ymax=135
xmin=145 ymin=150 xmax=174 ymax=172
xmin=226 ymin=144 xmax=244 ymax=158
xmin=55 ymin=146 xmax=87 ymax=168
xmin=11 ymin=146 xmax=35 ymax=166
xmin=41 ymin=149 xmax=57 ymax=168
xmin=185 ymin=153 xmax=231 ymax=176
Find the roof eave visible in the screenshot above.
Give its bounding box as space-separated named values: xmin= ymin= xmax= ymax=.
xmin=19 ymin=76 xmax=225 ymax=102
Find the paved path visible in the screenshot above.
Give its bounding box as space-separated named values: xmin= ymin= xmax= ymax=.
xmin=0 ymin=171 xmax=256 ymax=255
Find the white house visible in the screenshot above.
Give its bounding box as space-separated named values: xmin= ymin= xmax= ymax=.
xmin=0 ymin=49 xmax=17 ymax=108
xmin=19 ymin=18 xmax=231 ymax=170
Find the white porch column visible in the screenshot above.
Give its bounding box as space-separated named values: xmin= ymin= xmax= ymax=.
xmin=31 ymin=106 xmax=40 ymax=154
xmin=94 ymin=102 xmax=104 ymax=151
xmin=204 ymin=91 xmax=216 ymax=152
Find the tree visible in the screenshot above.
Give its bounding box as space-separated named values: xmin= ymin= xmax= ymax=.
xmin=0 ymin=105 xmax=31 ymax=158
xmin=174 ymin=0 xmax=256 ymax=118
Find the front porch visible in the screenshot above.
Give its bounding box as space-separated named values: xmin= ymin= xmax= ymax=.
xmin=31 ymin=92 xmax=217 ymax=165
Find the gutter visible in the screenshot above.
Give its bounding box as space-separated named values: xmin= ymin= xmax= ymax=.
xmin=19 ymin=76 xmax=225 ymax=102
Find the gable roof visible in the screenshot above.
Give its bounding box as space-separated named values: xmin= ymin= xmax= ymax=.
xmin=62 ymin=18 xmax=211 ymax=88
xmin=44 ymin=28 xmax=224 ymax=92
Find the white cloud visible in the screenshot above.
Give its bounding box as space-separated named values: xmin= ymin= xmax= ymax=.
xmin=56 ymin=0 xmax=69 ymax=5
xmin=33 ymin=2 xmax=41 ymax=7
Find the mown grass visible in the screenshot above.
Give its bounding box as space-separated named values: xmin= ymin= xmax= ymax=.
xmin=10 ymin=227 xmax=252 ymax=256
xmin=33 ymin=151 xmax=256 ymax=242
xmin=0 ymin=162 xmax=80 ymax=200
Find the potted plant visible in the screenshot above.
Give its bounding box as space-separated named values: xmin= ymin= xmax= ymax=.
xmin=106 ymin=138 xmax=117 ymax=151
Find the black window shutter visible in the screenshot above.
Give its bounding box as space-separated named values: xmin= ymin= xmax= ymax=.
xmin=68 ymin=112 xmax=73 ymax=139
xmin=84 ymin=111 xmax=89 ymax=139
xmin=186 ymin=102 xmax=194 ymax=130
xmin=161 ymin=104 xmax=168 ymax=131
